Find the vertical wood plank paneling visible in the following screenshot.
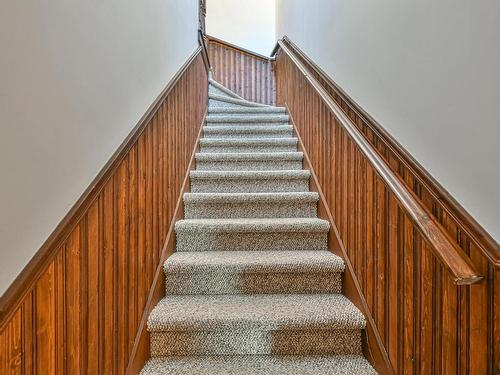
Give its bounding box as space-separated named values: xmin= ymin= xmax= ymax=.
xmin=494 ymin=269 xmax=500 ymax=375
xmin=22 ymin=292 xmax=34 ymax=375
xmin=0 ymin=309 xmax=22 ymax=374
xmin=387 ymin=196 xmax=399 ymax=369
xmin=127 ymin=146 xmax=138 ymax=356
xmin=275 ymin=43 xmax=499 ymax=374
xmin=157 ymin=108 xmax=165 ymax=256
xmin=468 ymin=244 xmax=489 ymax=375
xmin=144 ymin=126 xmax=153 ymax=296
xmin=86 ymin=201 xmax=99 ymax=375
xmin=365 ymin=164 xmax=375 ymax=316
xmin=402 ymin=216 xmax=415 ymax=375
xmin=0 ymin=51 xmax=207 ymax=374
xmin=65 ymin=226 xmax=82 ymax=374
xmin=54 ymin=251 xmax=65 ymax=375
xmin=137 ymin=133 xmax=147 ymax=321
xmin=442 ymin=270 xmax=458 ymax=374
xmin=102 ymin=180 xmax=115 ymax=375
xmin=419 ymin=243 xmax=434 ymax=374
xmin=115 ymin=159 xmax=129 ymax=375
xmin=34 ymin=262 xmax=55 ymax=374
xmin=208 ymin=38 xmax=276 ymax=105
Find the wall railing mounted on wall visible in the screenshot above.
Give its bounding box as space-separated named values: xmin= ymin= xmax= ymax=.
xmin=274 ymin=39 xmax=482 ymax=286
xmin=198 ymin=29 xmax=213 ymax=76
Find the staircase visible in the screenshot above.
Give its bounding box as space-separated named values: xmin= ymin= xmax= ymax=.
xmin=140 ymin=79 xmax=376 ymax=374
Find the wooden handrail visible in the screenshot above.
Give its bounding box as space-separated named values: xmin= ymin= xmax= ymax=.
xmin=277 ymin=40 xmax=482 ymax=285
xmin=198 ymin=29 xmax=213 ymax=75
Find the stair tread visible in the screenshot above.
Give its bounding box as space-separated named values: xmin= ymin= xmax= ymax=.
xmin=195 ymin=151 xmax=303 ymax=161
xmin=148 ymin=293 xmax=365 ymax=332
xmin=190 ymin=170 xmax=310 ymax=180
xmin=206 ymin=114 xmax=290 ymax=122
xmin=141 ymin=355 xmax=376 ymax=375
xmin=184 ymin=192 xmax=318 ymax=203
xmin=203 ymin=126 xmax=293 ymax=138
xmin=199 ymin=137 xmax=297 ymax=145
xmin=175 ymin=218 xmax=329 ymax=233
xmin=164 ymin=250 xmax=344 ymax=273
xmin=209 ymin=106 xmax=287 ymax=114
xmin=204 ymin=125 xmax=293 ymax=132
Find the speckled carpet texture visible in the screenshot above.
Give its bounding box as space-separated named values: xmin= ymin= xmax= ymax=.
xmin=140 ymin=79 xmax=376 ymax=374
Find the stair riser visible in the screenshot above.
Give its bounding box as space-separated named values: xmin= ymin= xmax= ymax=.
xmin=190 ymin=178 xmax=309 ymax=193
xmin=165 ymin=271 xmax=342 ymax=295
xmin=195 ymin=160 xmax=303 ymax=171
xmin=184 ymin=201 xmax=317 ymax=219
xmin=176 ymin=231 xmax=327 ymax=252
xmin=199 ymin=144 xmax=297 ymax=153
xmin=203 ymin=130 xmax=293 ymax=139
xmin=150 ymin=329 xmax=362 ymax=356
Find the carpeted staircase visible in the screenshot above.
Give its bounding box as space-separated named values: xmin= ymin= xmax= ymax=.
xmin=140 ymin=79 xmax=376 ymax=374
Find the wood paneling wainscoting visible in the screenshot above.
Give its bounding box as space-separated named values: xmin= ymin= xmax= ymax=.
xmin=275 ymin=38 xmax=499 ymax=374
xmin=207 ymin=35 xmax=276 ymax=105
xmin=0 ymin=49 xmax=208 ymax=374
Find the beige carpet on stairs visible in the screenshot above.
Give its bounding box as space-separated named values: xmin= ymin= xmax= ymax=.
xmin=140 ymin=78 xmax=377 ymax=374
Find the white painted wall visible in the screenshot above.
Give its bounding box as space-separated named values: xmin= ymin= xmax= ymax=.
xmin=207 ymin=0 xmax=276 ymax=56
xmin=0 ymin=0 xmax=199 ymax=295
xmin=276 ymin=0 xmax=500 ymax=242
